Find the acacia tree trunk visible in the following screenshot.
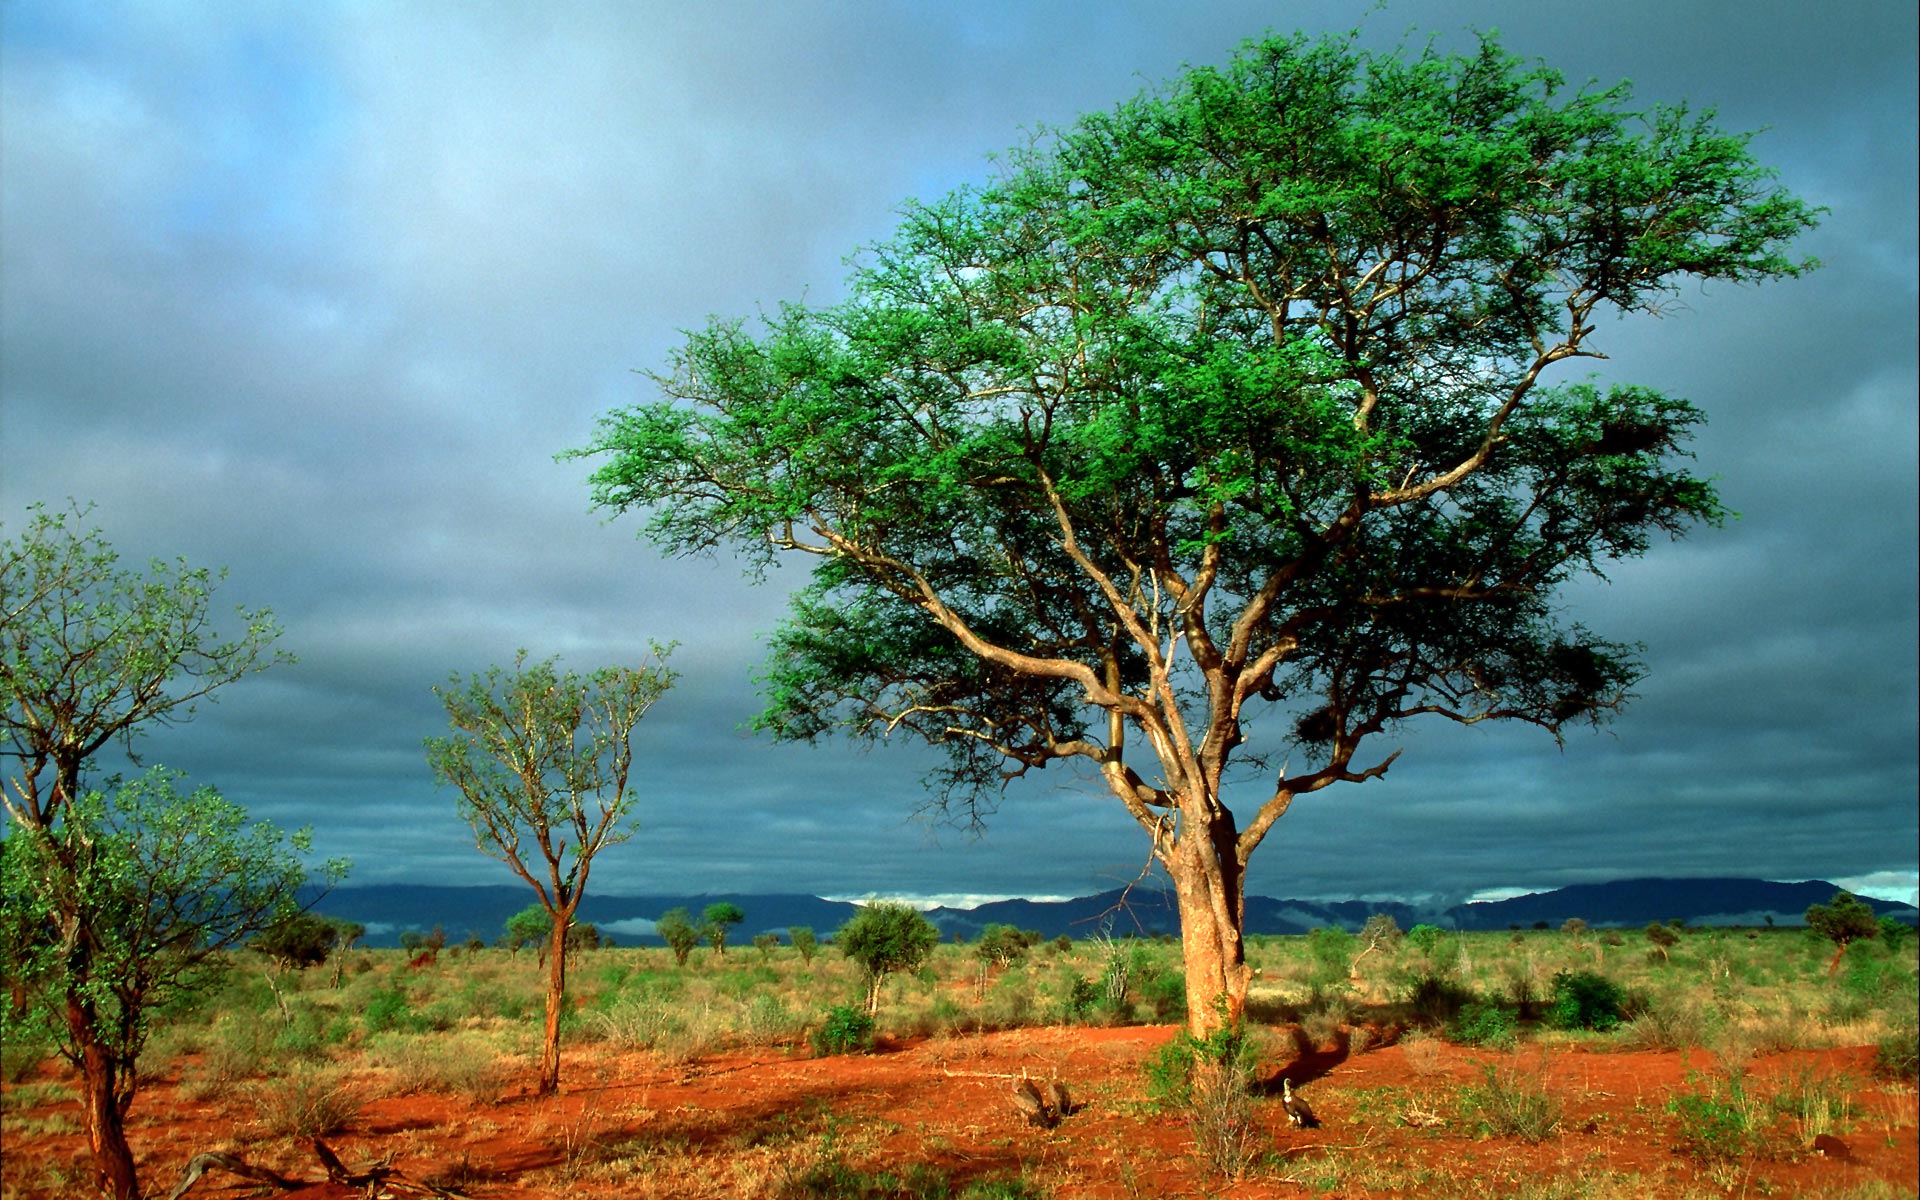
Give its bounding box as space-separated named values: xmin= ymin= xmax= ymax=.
xmin=68 ymin=990 xmax=139 ymax=1200
xmin=537 ymin=906 xmax=573 ymax=1095
xmin=1165 ymin=812 xmax=1251 ymax=1038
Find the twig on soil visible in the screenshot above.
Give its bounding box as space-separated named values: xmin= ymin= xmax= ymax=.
xmin=939 ymin=1066 xmax=1037 ymax=1081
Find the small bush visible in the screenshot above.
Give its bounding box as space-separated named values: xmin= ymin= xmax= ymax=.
xmin=1874 ymin=1021 xmax=1918 ymax=1079
xmin=1055 ymin=974 xmax=1099 ymax=1023
xmin=1144 ymin=1016 xmax=1261 ymax=1178
xmin=362 ymin=985 xmax=419 ymax=1034
xmin=809 ymin=1004 xmax=875 ymax=1056
xmin=1405 ymin=973 xmax=1472 ymax=1025
xmin=1667 ymin=1075 xmax=1764 ymax=1161
xmin=1770 ymin=1066 xmax=1857 ymax=1141
xmin=739 ymin=992 xmax=798 ymax=1047
xmin=0 ymin=1025 xmax=54 ymax=1084
xmin=1446 ymin=1001 xmax=1517 ymax=1049
xmin=1545 ymin=970 xmax=1626 ymax=1032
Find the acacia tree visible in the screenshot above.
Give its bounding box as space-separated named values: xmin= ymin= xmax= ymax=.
xmin=836 ymin=902 xmax=940 ymax=1013
xmin=1 ymin=504 xmax=313 ymax=1199
xmin=1805 ymin=890 xmax=1879 ymax=976
xmin=425 ymin=647 xmax=674 ymax=1094
xmin=571 ymin=31 xmax=1817 ymax=1035
xmin=702 ymin=901 xmax=745 ymax=958
xmin=655 ymin=906 xmax=700 ymax=965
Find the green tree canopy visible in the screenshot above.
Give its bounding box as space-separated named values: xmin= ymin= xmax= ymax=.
xmin=656 ymin=907 xmax=700 ymax=966
xmin=1 ymin=503 xmax=312 ymax=1199
xmin=505 ymin=903 xmax=552 ymax=957
xmin=0 ymin=770 xmax=340 ymax=1193
xmin=1805 ymin=890 xmax=1879 ymax=975
xmin=571 ymin=30 xmax=1817 ymax=1035
xmin=702 ymin=901 xmax=745 ymax=957
xmin=251 ymin=911 xmax=342 ymax=971
xmin=836 ymin=902 xmax=941 ymax=1013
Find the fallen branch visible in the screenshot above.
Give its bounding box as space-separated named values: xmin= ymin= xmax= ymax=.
xmin=163 ymin=1153 xmax=297 ymax=1200
xmin=163 ymin=1139 xmax=470 ymax=1200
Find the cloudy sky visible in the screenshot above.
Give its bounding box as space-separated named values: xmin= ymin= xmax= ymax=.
xmin=3 ymin=1 xmax=1914 ymax=910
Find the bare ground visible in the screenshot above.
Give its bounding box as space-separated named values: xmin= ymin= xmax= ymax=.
xmin=3 ymin=1025 xmax=1914 ymax=1199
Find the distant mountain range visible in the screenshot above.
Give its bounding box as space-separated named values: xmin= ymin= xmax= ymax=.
xmin=315 ymin=877 xmax=1917 ymax=948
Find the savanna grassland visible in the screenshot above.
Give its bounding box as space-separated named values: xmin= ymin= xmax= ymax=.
xmin=2 ymin=922 xmax=1915 ymax=1200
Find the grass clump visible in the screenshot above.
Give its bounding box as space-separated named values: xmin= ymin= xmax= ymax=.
xmin=1666 ymin=1070 xmax=1767 ymax=1161
xmin=1458 ymin=1060 xmax=1562 ymax=1142
xmin=248 ymin=1065 xmax=363 ymax=1139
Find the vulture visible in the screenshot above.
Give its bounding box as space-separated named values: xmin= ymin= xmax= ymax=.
xmin=1281 ymin=1078 xmax=1320 ymax=1129
xmin=1011 ymin=1074 xmax=1056 ymax=1128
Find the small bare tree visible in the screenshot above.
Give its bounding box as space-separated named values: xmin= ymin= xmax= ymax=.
xmin=425 ymin=646 xmax=674 ymax=1094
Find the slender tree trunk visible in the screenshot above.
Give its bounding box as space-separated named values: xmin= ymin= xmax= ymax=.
xmin=68 ymin=990 xmax=139 ymax=1200
xmin=1166 ymin=817 xmax=1251 ymax=1038
xmin=538 ymin=909 xmax=571 ymax=1095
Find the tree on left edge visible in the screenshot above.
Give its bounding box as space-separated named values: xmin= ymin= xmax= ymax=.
xmin=1 ymin=501 xmax=344 ymax=1200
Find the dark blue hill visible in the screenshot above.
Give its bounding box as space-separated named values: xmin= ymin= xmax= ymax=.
xmin=313 ymin=877 xmax=1914 ymax=947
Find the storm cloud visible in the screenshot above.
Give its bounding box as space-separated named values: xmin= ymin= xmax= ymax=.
xmin=3 ymin=0 xmax=1913 ymax=909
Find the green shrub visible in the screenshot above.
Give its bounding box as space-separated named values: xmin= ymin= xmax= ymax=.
xmin=1447 ymin=1001 xmax=1517 ymax=1048
xmin=363 ymin=985 xmax=419 ymax=1034
xmin=809 ymin=1004 xmax=875 ymax=1056
xmin=1405 ymin=973 xmax=1473 ymax=1025
xmin=1545 ymin=970 xmax=1626 ymax=1032
xmin=1055 ymin=974 xmax=1099 ymax=1023
xmin=1137 ymin=967 xmax=1185 ymax=1022
xmin=1875 ymin=1021 xmax=1918 ymax=1079
xmin=1143 ymin=1017 xmax=1254 ymax=1110
xmin=1143 ymin=1013 xmax=1261 ymax=1178
xmin=1667 ymin=1073 xmax=1764 ymax=1160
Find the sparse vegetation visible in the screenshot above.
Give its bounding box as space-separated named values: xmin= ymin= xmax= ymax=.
xmin=0 ymin=923 xmax=1911 ymax=1199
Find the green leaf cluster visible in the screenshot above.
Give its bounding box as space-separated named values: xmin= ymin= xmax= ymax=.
xmin=570 ymin=28 xmax=1816 ymax=833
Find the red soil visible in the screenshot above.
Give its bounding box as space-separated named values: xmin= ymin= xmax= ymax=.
xmin=3 ymin=1026 xmax=1914 ymax=1199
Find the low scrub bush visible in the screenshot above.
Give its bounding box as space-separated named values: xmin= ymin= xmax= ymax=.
xmin=362 ymin=985 xmax=423 ymax=1035
xmin=1404 ymin=973 xmax=1473 ymax=1026
xmin=1144 ymin=1015 xmax=1261 ymax=1178
xmin=1874 ymin=1020 xmax=1918 ymax=1080
xmin=1770 ymin=1066 xmax=1857 ymax=1142
xmin=810 ymin=1004 xmax=874 ymax=1056
xmin=1545 ymin=970 xmax=1626 ymax=1032
xmin=1446 ymin=1001 xmax=1517 ymax=1049
xmin=739 ymin=992 xmax=799 ymax=1047
xmin=0 ymin=1024 xmax=53 ymax=1084
xmin=370 ymin=1033 xmax=506 ymax=1102
xmin=1620 ymin=991 xmax=1717 ymax=1051
xmin=249 ymin=1065 xmax=363 ymax=1139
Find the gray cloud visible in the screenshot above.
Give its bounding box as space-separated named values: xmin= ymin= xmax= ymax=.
xmin=3 ymin=1 xmax=1914 ymax=910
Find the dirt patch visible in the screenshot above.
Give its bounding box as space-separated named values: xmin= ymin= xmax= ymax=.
xmin=4 ymin=1027 xmax=1914 ymax=1198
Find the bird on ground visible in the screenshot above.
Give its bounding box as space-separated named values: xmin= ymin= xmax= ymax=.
xmin=1046 ymin=1074 xmax=1074 ymax=1119
xmin=1011 ymin=1073 xmax=1056 ymax=1128
xmin=1280 ymin=1077 xmax=1320 ymax=1129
